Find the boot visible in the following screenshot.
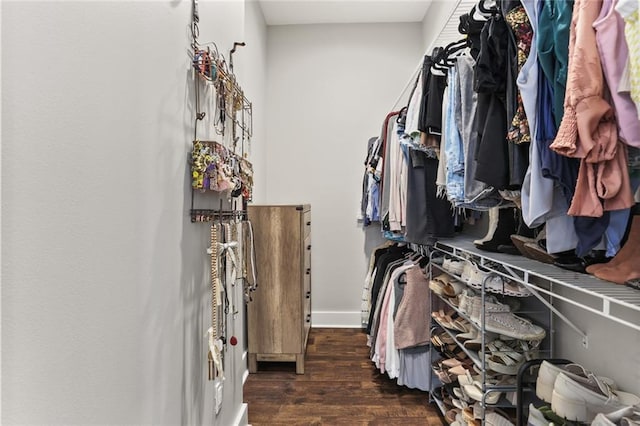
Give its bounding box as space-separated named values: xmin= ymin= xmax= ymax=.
xmin=587 ymin=213 xmax=639 ymax=274
xmin=473 ymin=207 xmax=499 ymax=245
xmin=591 ymin=216 xmax=640 ymax=284
xmin=476 ymin=207 xmax=518 ymax=252
xmin=498 ymin=209 xmax=535 ymax=255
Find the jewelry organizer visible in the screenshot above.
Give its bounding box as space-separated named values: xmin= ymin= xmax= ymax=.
xmin=189 ymin=0 xmax=254 ymax=223
xmin=188 ymin=1 xmax=256 ymax=422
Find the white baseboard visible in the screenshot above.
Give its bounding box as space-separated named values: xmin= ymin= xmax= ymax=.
xmin=232 ymin=403 xmax=248 ymax=426
xmin=311 ymin=311 xmax=363 ymax=328
xmin=242 ymin=351 xmax=249 ymax=384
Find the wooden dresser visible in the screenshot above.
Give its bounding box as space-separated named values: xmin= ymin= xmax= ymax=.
xmin=246 ymin=204 xmax=311 ymax=374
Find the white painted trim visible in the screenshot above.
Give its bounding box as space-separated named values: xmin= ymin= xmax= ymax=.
xmin=242 ymin=368 xmax=249 ymax=385
xmin=231 ymin=403 xmax=248 ymax=426
xmin=311 ymin=311 xmax=363 ymax=328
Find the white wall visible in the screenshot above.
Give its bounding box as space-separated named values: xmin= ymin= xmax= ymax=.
xmin=2 ymin=0 xmax=266 ymax=424
xmin=264 ymin=23 xmax=422 ymax=327
xmin=238 ymin=1 xmax=268 ymax=204
xmin=421 ymin=0 xmax=459 ymax=52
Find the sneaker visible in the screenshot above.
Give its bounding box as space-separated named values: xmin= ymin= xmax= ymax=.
xmin=443 ymin=258 xmax=465 ymax=275
xmin=536 ymin=361 xmax=617 ymax=404
xmin=621 ymin=414 xmax=640 ymax=426
xmin=469 ymin=296 xmax=511 ymax=325
xmin=470 ymin=297 xmax=545 ymax=340
xmin=462 ymin=261 xmax=486 ymax=288
xmin=552 ymin=372 xmax=640 ymax=423
xmin=592 ymin=407 xmax=637 ymax=426
xmin=527 ymin=403 xmax=548 ymax=426
xmin=485 ymin=274 xmax=531 ymax=297
xmin=457 ymin=289 xmax=477 ymax=315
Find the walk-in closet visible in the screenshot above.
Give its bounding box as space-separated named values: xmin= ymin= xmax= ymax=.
xmin=3 ymin=0 xmax=640 ymax=425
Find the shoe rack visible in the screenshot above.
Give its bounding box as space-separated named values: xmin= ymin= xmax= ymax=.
xmin=428 ymin=243 xmax=553 ymax=424
xmin=427 ymin=236 xmax=640 ymax=425
xmin=437 ymin=237 xmax=640 ymax=335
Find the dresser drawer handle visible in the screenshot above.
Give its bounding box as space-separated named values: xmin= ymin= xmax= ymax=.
xmin=307 ymin=244 xmax=311 ymax=250
xmin=306 ymin=291 xmax=311 ymax=299
xmin=306 ymin=268 xmax=311 ymax=275
xmin=306 ymin=314 xmax=311 ymax=323
xmin=306 ymin=221 xmax=311 ymax=226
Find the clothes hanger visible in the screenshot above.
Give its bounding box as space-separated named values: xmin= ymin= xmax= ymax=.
xmin=477 ymin=0 xmax=499 ymax=17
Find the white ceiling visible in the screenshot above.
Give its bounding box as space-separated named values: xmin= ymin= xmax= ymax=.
xmin=258 ymin=0 xmax=434 ymax=26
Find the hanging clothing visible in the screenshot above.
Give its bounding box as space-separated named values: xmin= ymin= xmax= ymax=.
xmin=474 ymin=14 xmax=511 ymax=190
xmin=456 ymin=55 xmax=501 ymax=208
xmin=516 ymin=0 xmax=580 ymax=253
xmin=505 ymin=4 xmax=533 ymax=144
xmin=394 ymin=265 xmax=431 ymax=349
xmin=595 ymin=0 xmax=640 ymax=147
xmin=550 ymin=0 xmax=634 ymax=217
xmin=444 ymin=65 xmax=466 ymax=205
xmin=615 ymin=0 xmax=640 ymax=119
xmin=379 ymin=111 xmax=401 ymax=227
xmin=388 ymin=121 xmax=409 ymax=231
xmin=537 ymin=0 xmax=574 ymax=128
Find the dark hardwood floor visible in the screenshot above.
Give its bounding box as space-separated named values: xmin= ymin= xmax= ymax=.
xmin=243 ymin=328 xmax=445 ymax=425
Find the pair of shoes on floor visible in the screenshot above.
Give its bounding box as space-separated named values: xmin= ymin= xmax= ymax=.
xmin=536 ymin=361 xmax=640 ymax=423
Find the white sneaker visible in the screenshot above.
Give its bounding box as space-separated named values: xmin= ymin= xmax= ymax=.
xmin=469 ymin=296 xmax=511 ymax=325
xmin=462 ymin=261 xmax=486 ymax=288
xmin=487 ymin=312 xmax=545 ymax=340
xmin=458 ymin=289 xmax=477 ymax=315
xmin=485 ymin=274 xmax=531 ymax=297
xmin=527 ymin=404 xmax=549 ymax=426
xmin=592 ymin=407 xmax=637 ymax=426
xmin=552 ymin=372 xmax=640 ymax=423
xmin=536 ymin=361 xmax=617 ymax=404
xmin=443 ymin=257 xmax=465 ymax=275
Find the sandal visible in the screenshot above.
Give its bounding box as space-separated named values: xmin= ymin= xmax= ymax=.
xmin=432 ymin=309 xmax=460 ymax=331
xmin=462 ymin=380 xmax=502 ymax=405
xmin=485 ymin=340 xmax=524 ymax=376
xmin=445 ymin=408 xmax=461 ymax=425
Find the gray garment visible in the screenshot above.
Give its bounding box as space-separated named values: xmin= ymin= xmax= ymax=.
xmin=456 ymin=55 xmax=501 ymax=209
xmin=396 ymin=345 xmax=430 ymax=391
xmin=393 ymin=269 xmax=406 ymax=319
xmin=380 ymin=114 xmax=399 ymax=222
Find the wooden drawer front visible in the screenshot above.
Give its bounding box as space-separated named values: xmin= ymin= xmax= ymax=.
xmin=303 ymin=211 xmax=311 ymax=237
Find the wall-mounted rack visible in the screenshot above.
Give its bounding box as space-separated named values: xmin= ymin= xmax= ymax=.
xmin=191 ymin=209 xmax=248 ymax=223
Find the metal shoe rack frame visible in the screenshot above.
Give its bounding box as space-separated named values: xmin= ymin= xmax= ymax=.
xmin=427 ymin=236 xmax=640 ymax=424
xmin=427 ymin=241 xmax=554 ymax=424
